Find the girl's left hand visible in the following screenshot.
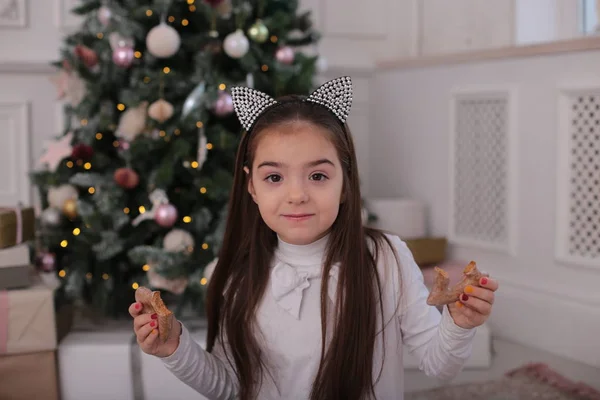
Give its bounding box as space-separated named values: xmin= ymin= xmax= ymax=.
xmin=448 ymin=276 xmax=499 ymax=329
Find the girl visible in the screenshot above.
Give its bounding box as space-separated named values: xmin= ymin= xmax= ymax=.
xmin=129 ymin=76 xmax=499 ymax=400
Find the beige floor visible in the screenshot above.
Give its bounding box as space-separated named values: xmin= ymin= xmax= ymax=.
xmin=404 ymin=337 xmax=600 ymax=393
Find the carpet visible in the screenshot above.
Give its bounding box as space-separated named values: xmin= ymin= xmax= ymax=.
xmin=405 ymin=363 xmax=600 ymax=400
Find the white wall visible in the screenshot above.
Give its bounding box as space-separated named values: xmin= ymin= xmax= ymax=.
xmin=371 ymin=50 xmax=600 ymax=368
xmin=0 ymin=0 xmax=73 ymax=207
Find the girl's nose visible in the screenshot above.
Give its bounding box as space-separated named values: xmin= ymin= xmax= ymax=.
xmin=287 ymin=181 xmax=309 ymax=204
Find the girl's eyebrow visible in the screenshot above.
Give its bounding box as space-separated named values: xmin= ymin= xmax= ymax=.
xmin=257 ymin=159 xmax=335 ymax=169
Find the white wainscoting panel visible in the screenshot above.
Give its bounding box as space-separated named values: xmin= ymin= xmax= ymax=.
xmin=555 ymin=84 xmax=600 ymax=270
xmin=0 ymin=0 xmax=27 ymax=27
xmin=0 ymin=102 xmax=30 ymax=204
xmin=0 ymin=67 xmax=63 ymax=210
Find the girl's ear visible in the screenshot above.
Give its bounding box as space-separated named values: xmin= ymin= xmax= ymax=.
xmin=244 ymin=166 xmax=258 ymax=202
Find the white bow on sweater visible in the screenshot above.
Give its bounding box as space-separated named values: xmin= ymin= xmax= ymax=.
xmin=271 ymin=261 xmax=340 ymax=319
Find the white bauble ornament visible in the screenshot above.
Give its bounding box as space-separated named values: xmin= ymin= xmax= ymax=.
xmin=223 ymin=29 xmax=249 ymax=59
xmin=146 ymin=22 xmax=181 ymax=58
xmin=47 ymin=184 xmax=78 ymax=209
xmin=163 ymin=229 xmax=195 ymax=253
xmin=316 ymin=56 xmax=328 ymax=73
xmin=97 ymin=6 xmax=112 ymax=26
xmin=148 ymin=99 xmax=174 ymax=123
xmin=116 ymin=102 xmax=148 ymax=141
xmin=147 ymin=268 xmax=189 ymax=295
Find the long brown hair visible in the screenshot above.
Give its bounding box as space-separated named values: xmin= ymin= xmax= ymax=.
xmin=206 ymin=96 xmax=398 ymax=400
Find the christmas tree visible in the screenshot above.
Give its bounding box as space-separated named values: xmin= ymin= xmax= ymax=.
xmin=31 ymin=0 xmax=323 ymax=318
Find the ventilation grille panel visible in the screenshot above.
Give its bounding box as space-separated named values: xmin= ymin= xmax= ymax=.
xmin=451 ymin=92 xmax=512 ymax=251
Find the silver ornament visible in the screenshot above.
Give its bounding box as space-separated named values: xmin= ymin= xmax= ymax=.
xmin=41 ymin=207 xmax=63 ymax=227
xmin=181 ymin=81 xmax=207 ymax=120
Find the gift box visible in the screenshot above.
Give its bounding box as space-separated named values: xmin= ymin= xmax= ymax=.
xmin=0 ymin=207 xmax=35 ymax=249
xmin=59 ymin=319 xmax=211 ymax=400
xmin=0 ymin=350 xmax=59 ymax=400
xmin=0 ymin=265 xmax=32 ymax=290
xmin=0 ymin=244 xmax=32 ymax=289
xmin=0 ymin=243 xmax=29 ymax=267
xmin=404 ymin=237 xmax=447 ymax=267
xmin=58 ymin=311 xmax=491 ymax=400
xmin=0 ymin=280 xmax=57 ymax=355
xmin=365 ymin=198 xmax=427 ymax=239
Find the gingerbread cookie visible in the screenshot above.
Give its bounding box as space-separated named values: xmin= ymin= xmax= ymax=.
xmin=135 ymin=286 xmax=173 ymax=342
xmin=426 ymin=261 xmax=485 ymax=306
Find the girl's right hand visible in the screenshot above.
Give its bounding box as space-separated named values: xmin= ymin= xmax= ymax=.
xmin=129 ymin=301 xmax=181 ymax=358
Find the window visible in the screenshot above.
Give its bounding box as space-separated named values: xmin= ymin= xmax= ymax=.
xmin=581 ymin=0 xmax=598 ymax=34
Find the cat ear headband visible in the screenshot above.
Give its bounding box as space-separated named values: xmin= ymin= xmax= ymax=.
xmin=230 ymin=76 xmax=353 ymax=132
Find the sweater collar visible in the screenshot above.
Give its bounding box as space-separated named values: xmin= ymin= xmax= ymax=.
xmin=274 ymin=233 xmax=330 ymax=267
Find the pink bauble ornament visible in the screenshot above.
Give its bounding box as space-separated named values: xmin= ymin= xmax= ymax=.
xmin=36 ymin=251 xmax=57 ymax=273
xmin=213 ymin=92 xmax=233 ymax=116
xmin=275 ymin=46 xmax=295 ymax=65
xmin=154 ymin=204 xmax=178 ymax=228
xmin=113 ymin=46 xmax=135 ymax=68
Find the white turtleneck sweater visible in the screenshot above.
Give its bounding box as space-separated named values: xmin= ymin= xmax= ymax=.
xmin=160 ymin=234 xmax=476 ymax=399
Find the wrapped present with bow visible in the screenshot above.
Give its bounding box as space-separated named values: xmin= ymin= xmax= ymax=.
xmin=0 ymin=280 xmax=57 ymax=355
xmin=0 ymin=206 xmax=35 ymax=249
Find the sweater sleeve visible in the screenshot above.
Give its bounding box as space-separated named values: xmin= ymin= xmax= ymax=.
xmin=160 ymin=322 xmax=239 ymax=400
xmin=392 ymin=237 xmax=476 ymax=381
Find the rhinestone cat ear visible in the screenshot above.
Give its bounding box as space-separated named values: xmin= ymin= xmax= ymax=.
xmin=230 ymin=86 xmax=277 ymax=132
xmin=306 ymin=76 xmax=353 ymax=123
xmin=231 ymin=76 xmax=354 ymax=132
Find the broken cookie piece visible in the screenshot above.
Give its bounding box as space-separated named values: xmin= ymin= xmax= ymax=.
xmin=426 ymin=261 xmax=485 ymax=306
xmin=135 ymin=286 xmax=173 ymax=342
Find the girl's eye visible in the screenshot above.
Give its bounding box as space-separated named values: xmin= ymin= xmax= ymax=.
xmin=310 ymin=173 xmax=328 ymax=181
xmin=265 ymin=174 xmax=282 ymax=183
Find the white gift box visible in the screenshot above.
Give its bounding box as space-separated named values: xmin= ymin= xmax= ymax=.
xmin=58 ymin=322 xmax=210 ymax=400
xmin=0 ymin=244 xmax=29 ymax=267
xmin=365 ymin=198 xmax=427 ymax=239
xmin=59 ymin=319 xmax=491 ymax=400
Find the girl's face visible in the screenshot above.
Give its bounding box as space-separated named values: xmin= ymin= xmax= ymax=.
xmin=246 ymin=121 xmax=344 ymax=245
